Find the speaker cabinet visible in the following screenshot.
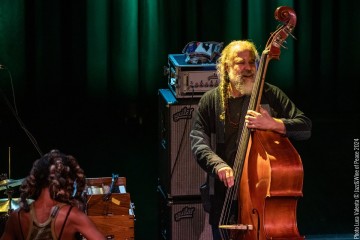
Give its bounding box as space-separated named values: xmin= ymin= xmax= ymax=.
xmin=159 ymin=199 xmax=212 ymax=240
xmin=158 ymin=89 xmax=207 ymax=197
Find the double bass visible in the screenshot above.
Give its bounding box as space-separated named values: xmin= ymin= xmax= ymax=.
xmin=219 ymin=6 xmax=304 ymax=240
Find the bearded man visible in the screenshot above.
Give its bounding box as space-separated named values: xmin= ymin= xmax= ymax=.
xmin=190 ymin=40 xmax=312 ymax=240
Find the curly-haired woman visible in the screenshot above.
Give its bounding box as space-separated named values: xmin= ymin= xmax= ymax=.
xmin=0 ymin=149 xmax=105 ymax=240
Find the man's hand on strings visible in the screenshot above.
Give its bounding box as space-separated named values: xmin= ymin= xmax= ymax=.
xmin=217 ymin=166 xmax=234 ymax=188
xmin=245 ymin=106 xmax=286 ymax=134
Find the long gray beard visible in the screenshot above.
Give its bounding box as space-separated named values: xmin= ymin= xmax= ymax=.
xmin=234 ymin=77 xmax=254 ymax=96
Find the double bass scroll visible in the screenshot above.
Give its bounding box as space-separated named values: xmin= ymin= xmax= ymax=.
xmin=219 ymin=6 xmax=304 ymax=240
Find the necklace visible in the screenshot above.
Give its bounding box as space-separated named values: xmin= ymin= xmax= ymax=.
xmin=226 ymin=97 xmax=243 ymax=128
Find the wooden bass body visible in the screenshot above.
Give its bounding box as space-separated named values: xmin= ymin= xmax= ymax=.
xmin=237 ymin=130 xmax=304 ymax=240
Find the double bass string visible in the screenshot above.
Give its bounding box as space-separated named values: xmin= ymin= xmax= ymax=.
xmin=219 ymin=52 xmax=267 ymax=235
xmin=219 ymin=118 xmax=252 ymax=239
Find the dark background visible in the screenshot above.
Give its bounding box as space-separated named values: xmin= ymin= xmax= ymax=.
xmin=0 ymin=0 xmax=359 ymax=239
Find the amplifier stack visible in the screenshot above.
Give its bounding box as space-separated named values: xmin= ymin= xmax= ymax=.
xmin=158 ymin=88 xmax=212 ymax=240
xmin=159 ymin=53 xmax=219 ymax=239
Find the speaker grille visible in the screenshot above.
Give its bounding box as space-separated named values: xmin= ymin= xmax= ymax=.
xmin=171 ymin=202 xmax=212 ymax=240
xmin=159 ymin=200 xmax=212 ymax=240
xmin=158 ymin=89 xmax=207 ymax=197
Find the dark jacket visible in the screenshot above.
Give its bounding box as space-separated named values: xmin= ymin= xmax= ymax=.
xmin=190 ymin=83 xmax=312 ymax=225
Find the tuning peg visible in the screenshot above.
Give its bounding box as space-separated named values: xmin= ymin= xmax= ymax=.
xmin=285 ymin=27 xmax=297 ymax=40
xmin=277 ymin=40 xmax=288 ymax=49
xmin=280 ymin=43 xmax=288 ymax=49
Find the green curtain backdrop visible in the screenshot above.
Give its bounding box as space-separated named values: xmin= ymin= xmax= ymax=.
xmin=1 ymin=0 xmax=359 ymax=109
xmin=0 ymin=0 xmax=359 ymax=239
